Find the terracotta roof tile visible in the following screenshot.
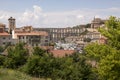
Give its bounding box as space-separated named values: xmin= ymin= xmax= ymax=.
xmin=0 ymin=32 xmax=10 ymax=36
xmin=40 ymin=46 xmax=54 ymax=50
xmin=50 ymin=50 xmax=75 ymax=57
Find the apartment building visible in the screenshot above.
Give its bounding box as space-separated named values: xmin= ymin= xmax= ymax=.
xmin=0 ymin=23 xmax=12 ymax=46
xmin=14 ymin=31 xmax=49 ymax=46
xmin=0 ymin=17 xmax=49 ymax=47
xmin=0 ymin=32 xmax=12 ymax=46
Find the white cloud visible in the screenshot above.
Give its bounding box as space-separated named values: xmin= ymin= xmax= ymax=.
xmin=33 ymin=5 xmax=42 ymax=14
xmin=77 ymin=15 xmax=84 ymax=19
xmin=0 ymin=5 xmax=120 ymax=28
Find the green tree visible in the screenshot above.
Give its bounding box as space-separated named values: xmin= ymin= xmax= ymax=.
xmin=24 ymin=47 xmax=53 ymax=78
xmin=85 ymin=43 xmax=116 ymax=61
xmin=97 ymin=16 xmax=120 ymax=80
xmin=99 ymin=16 xmax=120 ymax=49
xmin=0 ymin=46 xmax=4 ymax=52
xmin=33 ymin=47 xmax=46 ymax=56
xmin=84 ymin=38 xmax=91 ymax=42
xmin=4 ymin=43 xmax=28 ymax=69
xmin=0 ymin=55 xmax=5 ymax=66
xmin=51 ymin=54 xmax=95 ymax=80
xmin=85 ymin=16 xmax=120 ymax=80
xmin=98 ymin=51 xmax=120 ymax=80
xmin=85 ymin=23 xmax=91 ymax=28
xmin=24 ymin=48 xmax=95 ymax=80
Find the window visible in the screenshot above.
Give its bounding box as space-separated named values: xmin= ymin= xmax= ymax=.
xmin=32 ymin=44 xmax=34 ymax=46
xmin=3 ymin=37 xmax=6 ymax=39
xmin=3 ymin=42 xmax=5 ymax=45
xmin=36 ymin=44 xmax=38 ymax=46
xmin=46 ymin=36 xmax=48 ymax=39
xmin=35 ymin=36 xmax=39 ymax=38
xmin=19 ymin=36 xmax=21 ymax=39
xmin=45 ymin=40 xmax=48 ymax=42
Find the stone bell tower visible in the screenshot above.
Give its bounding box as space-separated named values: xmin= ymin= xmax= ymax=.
xmin=8 ymin=17 xmax=16 ymax=34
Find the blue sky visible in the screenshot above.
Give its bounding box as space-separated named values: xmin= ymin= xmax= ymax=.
xmin=0 ymin=0 xmax=120 ymax=11
xmin=0 ymin=0 xmax=120 ymax=27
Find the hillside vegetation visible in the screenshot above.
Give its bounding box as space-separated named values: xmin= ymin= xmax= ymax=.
xmin=0 ymin=68 xmax=46 ymax=80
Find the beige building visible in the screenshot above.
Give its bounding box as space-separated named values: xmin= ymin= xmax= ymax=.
xmin=13 ymin=25 xmax=49 ymax=46
xmin=0 ymin=23 xmax=11 ymax=46
xmin=21 ymin=26 xmax=33 ymax=32
xmin=0 ymin=17 xmax=49 ymax=47
xmin=85 ymin=31 xmax=101 ymax=39
xmin=0 ymin=32 xmax=12 ymax=46
xmin=65 ymin=35 xmax=84 ymax=43
xmin=91 ymin=17 xmax=106 ymax=29
xmin=13 ymin=31 xmax=49 ymax=46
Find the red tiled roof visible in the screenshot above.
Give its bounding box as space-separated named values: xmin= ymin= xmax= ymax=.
xmin=0 ymin=32 xmax=10 ymax=36
xmin=50 ymin=50 xmax=75 ymax=57
xmin=40 ymin=46 xmax=54 ymax=50
xmin=15 ymin=31 xmax=48 ymax=36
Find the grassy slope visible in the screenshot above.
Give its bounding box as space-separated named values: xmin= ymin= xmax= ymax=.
xmin=0 ymin=68 xmax=46 ymax=80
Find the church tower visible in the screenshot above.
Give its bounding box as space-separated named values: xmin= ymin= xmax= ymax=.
xmin=8 ymin=17 xmax=16 ymax=34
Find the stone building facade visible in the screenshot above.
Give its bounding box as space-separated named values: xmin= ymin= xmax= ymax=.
xmin=0 ymin=32 xmax=12 ymax=46
xmin=14 ymin=31 xmax=49 ymax=47
xmin=91 ymin=17 xmax=106 ymax=29
xmin=8 ymin=17 xmax=16 ymax=33
xmin=35 ymin=27 xmax=85 ymax=42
